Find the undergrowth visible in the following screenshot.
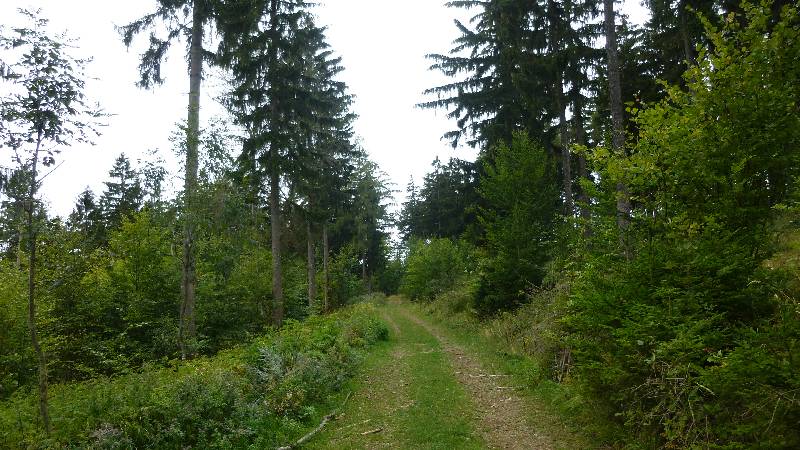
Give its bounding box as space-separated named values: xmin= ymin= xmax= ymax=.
xmin=0 ymin=303 xmax=388 ymax=449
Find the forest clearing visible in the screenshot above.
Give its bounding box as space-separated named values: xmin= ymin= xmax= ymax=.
xmin=2 ymin=0 xmax=799 ymax=448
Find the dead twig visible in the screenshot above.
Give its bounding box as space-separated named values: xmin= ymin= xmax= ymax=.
xmin=277 ymin=392 xmax=351 ymax=450
xmin=336 ymin=418 xmax=371 ymax=432
xmin=360 ymin=427 xmax=384 ymax=435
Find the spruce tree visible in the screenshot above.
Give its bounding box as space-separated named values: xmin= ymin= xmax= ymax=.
xmin=68 ymin=188 xmax=103 ymax=247
xmin=421 ymin=0 xmax=546 ymax=149
xmin=398 ymin=177 xmax=420 ymax=242
xmin=602 ymin=0 xmax=632 ymax=255
xmin=219 ymin=0 xmax=333 ymax=325
xmin=99 ymin=155 xmax=143 ymax=233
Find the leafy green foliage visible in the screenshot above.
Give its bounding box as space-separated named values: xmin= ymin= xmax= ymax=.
xmin=0 ymin=304 xmax=388 ymax=448
xmin=99 ymin=154 xmax=143 ymax=235
xmin=409 ymin=2 xmax=800 ymax=448
xmin=401 ymin=238 xmax=475 ymax=302
xmin=0 ymin=261 xmax=30 ymax=399
xmin=565 ymin=4 xmax=800 ymax=447
xmin=326 ymin=243 xmax=366 ymax=309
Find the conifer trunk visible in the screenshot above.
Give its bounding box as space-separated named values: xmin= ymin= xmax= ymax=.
xmin=16 ymin=222 xmax=22 ymax=269
xmin=678 ymin=0 xmax=696 ymax=66
xmin=27 ymin=132 xmax=51 ymax=434
xmin=574 ymin=99 xmax=592 ymax=234
xmin=322 ymin=223 xmax=329 ymax=312
xmin=603 ymin=0 xmax=631 ymax=256
xmin=307 ymin=222 xmax=317 ymax=309
xmin=556 ymin=80 xmax=572 ymax=216
xmin=548 ymin=0 xmax=572 ymax=216
xmin=270 ymin=168 xmax=284 ymax=327
xmin=362 ymin=250 xmax=370 ymax=293
xmin=179 ymin=1 xmax=203 ymax=360
xmin=267 ymin=0 xmax=283 ymax=327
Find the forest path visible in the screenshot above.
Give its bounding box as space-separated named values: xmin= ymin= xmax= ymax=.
xmin=308 ymin=298 xmax=559 ymax=449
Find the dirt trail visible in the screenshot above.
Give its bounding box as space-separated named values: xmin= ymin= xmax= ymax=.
xmin=311 ymin=300 xmax=562 ymax=449
xmin=398 ymin=307 xmax=554 ymax=450
xmin=318 ymin=310 xmax=410 ymax=449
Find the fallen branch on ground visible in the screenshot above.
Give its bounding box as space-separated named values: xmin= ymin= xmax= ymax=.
xmin=277 ymin=392 xmax=351 ymax=450
xmin=361 ymin=427 xmax=384 ymax=435
xmin=337 ymin=418 xmax=371 ymax=432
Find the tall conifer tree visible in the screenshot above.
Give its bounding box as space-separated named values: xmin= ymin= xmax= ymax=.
xmin=219 ymin=0 xmax=337 ymax=325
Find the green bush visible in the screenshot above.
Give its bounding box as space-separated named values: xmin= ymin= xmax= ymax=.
xmin=327 ymin=243 xmax=365 ymax=309
xmin=376 ymin=257 xmax=404 ymax=295
xmin=0 ymin=303 xmax=388 ymax=448
xmin=400 ymin=238 xmax=475 ymax=301
xmin=196 ymin=240 xmax=270 ymax=351
xmin=565 ymin=5 xmax=800 ymax=447
xmin=0 ymin=261 xmax=31 ymax=399
xmin=487 ymin=283 xmax=572 ymax=382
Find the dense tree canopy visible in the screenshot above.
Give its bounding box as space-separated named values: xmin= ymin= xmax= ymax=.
xmin=403 ymin=1 xmax=800 ymax=447
xmin=0 ymin=3 xmax=391 ymax=412
xmin=1 ymin=1 xmax=798 ymax=447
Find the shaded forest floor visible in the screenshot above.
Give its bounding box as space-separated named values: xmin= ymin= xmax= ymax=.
xmin=305 ymin=297 xmax=586 ymax=449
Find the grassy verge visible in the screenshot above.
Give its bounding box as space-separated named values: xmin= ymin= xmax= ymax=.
xmin=0 ymin=303 xmax=388 ymax=449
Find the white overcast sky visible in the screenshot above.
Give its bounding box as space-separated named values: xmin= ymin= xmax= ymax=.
xmin=1 ymin=0 xmax=648 ymax=218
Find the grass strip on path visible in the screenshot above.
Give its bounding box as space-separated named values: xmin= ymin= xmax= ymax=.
xmin=309 ymin=301 xmax=483 ymax=449
xmin=405 ymin=298 xmax=596 ymax=450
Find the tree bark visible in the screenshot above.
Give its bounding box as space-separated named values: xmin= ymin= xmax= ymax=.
xmin=548 ymin=0 xmax=572 ymax=216
xmin=16 ymin=221 xmax=22 ymax=269
xmin=678 ymin=0 xmax=696 ymax=66
xmin=267 ymin=0 xmax=283 ymax=328
xmin=362 ymin=250 xmax=370 ymax=294
xmin=556 ymin=80 xmax=572 ymax=216
xmin=603 ymin=0 xmax=632 ymax=257
xmin=179 ymin=0 xmax=203 ymax=360
xmin=322 ymin=223 xmax=329 ymax=312
xmin=270 ymin=168 xmax=284 ymax=327
xmin=307 ymin=221 xmax=317 ymax=309
xmin=27 ymin=132 xmax=51 ymax=434
xmin=574 ymin=101 xmax=593 ymax=236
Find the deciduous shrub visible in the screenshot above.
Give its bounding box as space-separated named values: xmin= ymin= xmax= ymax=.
xmin=401 ymin=238 xmax=475 ymax=301
xmin=0 ymin=261 xmax=30 ymax=399
xmin=567 ymin=4 xmax=800 ymax=447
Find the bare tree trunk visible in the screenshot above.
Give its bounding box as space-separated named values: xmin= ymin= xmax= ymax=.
xmin=603 ymin=0 xmax=632 ymax=258
xmin=557 ymin=81 xmax=572 ymax=216
xmin=362 ymin=250 xmax=370 ymax=294
xmin=362 ymin=251 xmax=367 ymax=281
xmin=574 ymin=99 xmax=592 ymax=236
xmin=179 ymin=1 xmax=203 ymax=360
xmin=265 ymin=0 xmax=284 ymax=328
xmin=27 ymin=133 xmax=51 ymax=434
xmin=16 ymin=222 xmax=22 ymax=269
xmin=548 ymin=0 xmax=572 ymax=216
xmin=270 ymin=169 xmax=284 ymax=327
xmin=323 ymin=223 xmax=329 ymax=312
xmin=678 ymin=0 xmax=696 ymax=66
xmin=307 ymin=221 xmax=317 ymax=309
